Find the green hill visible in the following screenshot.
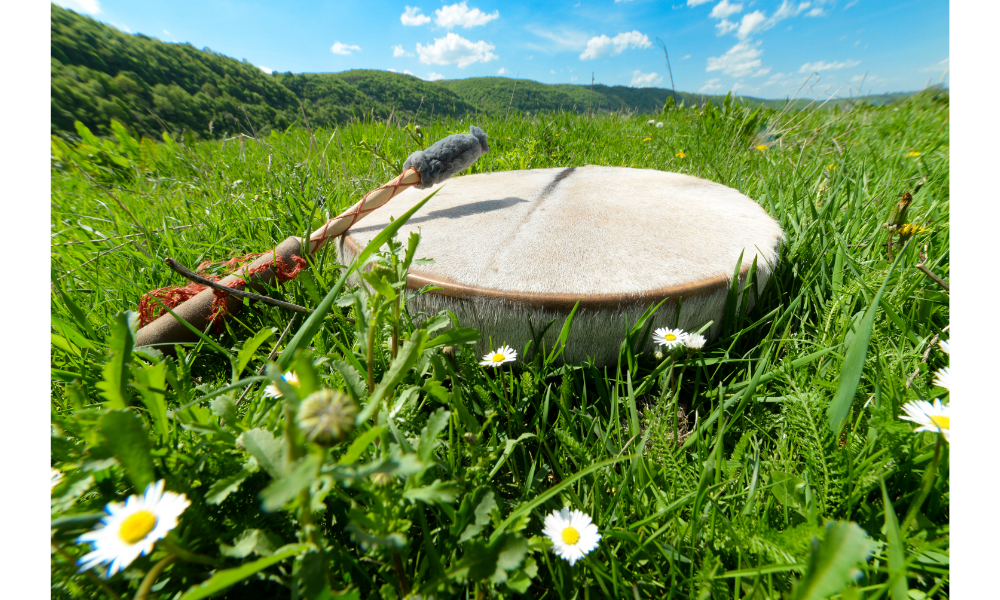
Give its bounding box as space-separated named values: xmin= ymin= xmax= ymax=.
xmin=51 ymin=4 xmax=927 ymax=141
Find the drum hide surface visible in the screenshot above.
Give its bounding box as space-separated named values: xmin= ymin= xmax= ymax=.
xmin=340 ymin=166 xmax=784 ymax=366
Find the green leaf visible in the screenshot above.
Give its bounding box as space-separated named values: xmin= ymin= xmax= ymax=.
xmin=360 ymin=330 xmax=428 ymax=423
xmin=828 ymin=248 xmax=906 ymax=433
xmin=233 ymin=327 xmax=274 ymax=382
xmin=547 ymin=300 xmax=580 ymax=364
xmin=790 ymin=521 xmax=874 ymax=600
xmin=418 ymin=407 xmax=451 ymax=462
xmin=769 ymin=471 xmax=807 ymax=512
xmin=505 ymin=557 xmax=538 ymax=594
xmin=132 ymin=361 xmax=170 ymax=441
xmin=424 ymin=326 xmax=481 ymax=349
xmin=99 ymin=410 xmax=155 ymax=490
xmin=338 ymin=426 xmax=386 ymax=465
xmin=458 ymin=489 xmax=497 ymax=543
xmin=448 ymin=533 xmax=528 ymax=584
xmin=205 ymin=460 xmax=258 ymax=504
xmin=260 ymin=454 xmax=322 ymax=512
xmin=178 ymin=544 xmax=310 ymax=600
xmin=403 ymin=479 xmax=461 ymax=505
xmin=332 ymin=360 xmax=367 ymax=402
xmin=220 ymin=528 xmax=282 ymax=558
xmin=880 ymin=478 xmax=909 ymax=600
xmin=238 ymin=428 xmax=286 ymax=478
xmin=96 ymin=311 xmax=136 ymax=409
xmin=489 ymin=433 xmax=536 ymax=479
xmin=361 ymin=269 xmax=397 ymax=300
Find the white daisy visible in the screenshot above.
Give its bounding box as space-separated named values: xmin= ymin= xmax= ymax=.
xmin=263 ymin=371 xmax=299 ymax=398
xmin=542 ymin=507 xmax=601 ymax=566
xmin=938 ymin=339 xmax=949 ymax=355
xmin=900 ymin=399 xmax=950 ymax=443
xmin=76 ymin=480 xmax=191 ymax=577
xmin=932 ymin=366 xmax=949 ymax=390
xmin=52 ymin=468 xmax=63 ymax=493
xmin=685 ymin=333 xmax=706 ymax=352
xmin=653 ymin=327 xmax=688 ymax=350
xmin=480 ymin=345 xmax=517 ymax=368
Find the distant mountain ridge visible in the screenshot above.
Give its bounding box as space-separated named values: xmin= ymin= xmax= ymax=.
xmin=50 ymin=5 xmax=918 ymax=140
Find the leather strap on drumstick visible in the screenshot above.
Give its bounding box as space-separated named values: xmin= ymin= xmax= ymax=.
xmin=134 ymin=126 xmax=489 ymax=349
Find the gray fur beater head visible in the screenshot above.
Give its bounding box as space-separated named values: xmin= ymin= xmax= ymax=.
xmin=403 ymin=126 xmax=489 ymax=189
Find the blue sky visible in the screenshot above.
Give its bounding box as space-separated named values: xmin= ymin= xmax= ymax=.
xmin=54 ymin=0 xmax=948 ymax=99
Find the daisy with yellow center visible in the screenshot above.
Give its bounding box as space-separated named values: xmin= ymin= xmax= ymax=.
xmin=900 ymin=399 xmax=950 ymax=443
xmin=480 ymin=345 xmax=517 ymax=368
xmin=263 ymin=371 xmax=300 ymax=398
xmin=77 ymin=480 xmax=191 ymax=576
xmin=653 ymin=327 xmax=689 ymax=350
xmin=542 ymin=508 xmax=601 ymax=566
xmin=939 ymin=339 xmax=949 ymax=355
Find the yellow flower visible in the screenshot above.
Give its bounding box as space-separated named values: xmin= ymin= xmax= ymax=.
xmin=756 ymin=145 xmax=768 ymax=152
xmin=827 ymin=164 xmax=837 ymax=170
xmin=897 ymin=223 xmax=928 ymax=242
xmin=906 ymin=151 xmax=922 ymax=157
xmin=642 ymin=137 xmax=652 ymax=142
xmin=676 ymin=150 xmax=686 ymax=158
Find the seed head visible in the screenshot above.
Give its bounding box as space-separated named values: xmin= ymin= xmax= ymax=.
xmin=297 ymin=389 xmax=357 ymax=446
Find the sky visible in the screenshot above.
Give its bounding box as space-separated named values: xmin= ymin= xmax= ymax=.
xmin=55 ymin=0 xmax=948 ymax=100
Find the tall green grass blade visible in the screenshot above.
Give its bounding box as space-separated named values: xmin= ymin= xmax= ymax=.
xmin=828 ymin=244 xmax=907 ymax=434
xmin=880 ymin=478 xmax=909 ymax=600
xmin=177 ymin=544 xmax=310 ymax=600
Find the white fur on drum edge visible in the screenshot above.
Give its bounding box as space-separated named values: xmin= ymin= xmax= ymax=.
xmin=340 ymin=166 xmax=784 ymax=366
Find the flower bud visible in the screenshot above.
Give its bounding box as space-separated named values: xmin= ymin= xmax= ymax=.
xmin=886 ymin=191 xmax=912 ymax=231
xmin=370 ymin=472 xmax=395 ymax=487
xmin=296 ymin=389 xmax=357 ymax=446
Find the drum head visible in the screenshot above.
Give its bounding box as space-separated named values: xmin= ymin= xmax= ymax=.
xmin=341 ymin=166 xmax=783 ymax=366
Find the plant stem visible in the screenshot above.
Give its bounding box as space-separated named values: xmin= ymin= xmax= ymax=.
xmin=161 ymin=538 xmax=223 ymax=566
xmin=391 ymin=296 xmax=400 ymax=360
xmin=671 ymin=360 xmax=688 ymax=444
xmin=52 ymin=542 xmax=123 ymax=600
xmin=366 ymin=318 xmax=377 ymax=395
xmin=887 ymin=230 xmax=894 ymax=262
xmin=392 ymin=552 xmax=411 ymax=596
xmin=900 ymin=435 xmax=943 ymax=532
xmin=134 ymin=554 xmax=176 ymax=600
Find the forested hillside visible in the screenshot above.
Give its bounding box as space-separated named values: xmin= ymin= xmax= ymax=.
xmin=51 ymin=4 xmax=918 ymax=140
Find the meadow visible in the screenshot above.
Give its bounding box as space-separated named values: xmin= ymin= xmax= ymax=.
xmin=50 ymin=90 xmax=950 ymax=599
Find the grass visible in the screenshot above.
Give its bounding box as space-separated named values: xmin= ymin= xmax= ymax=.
xmin=50 ymin=90 xmax=950 ymax=599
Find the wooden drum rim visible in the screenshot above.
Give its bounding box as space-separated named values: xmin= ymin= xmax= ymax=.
xmin=340 ymin=235 xmax=752 ymax=311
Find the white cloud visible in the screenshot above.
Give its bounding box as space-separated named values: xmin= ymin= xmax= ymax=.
xmin=257 ymin=65 xmax=273 ymax=74
xmin=681 ymin=54 xmax=692 ymax=60
xmin=498 ymin=67 xmax=508 ymax=75
xmin=716 ymin=19 xmax=738 ymax=35
xmin=393 ymin=45 xmax=413 ymax=57
xmin=405 ymin=69 xmax=414 ymax=75
xmin=416 ymin=33 xmax=498 ymax=67
xmin=426 ymin=72 xmax=445 ymax=81
xmin=851 ymin=73 xmax=879 ymax=83
xmin=163 ymin=29 xmax=171 ymax=35
xmin=707 ymin=40 xmax=767 ymax=78
xmin=579 ymin=30 xmax=652 ymax=60
xmin=806 ymin=7 xmax=824 ymax=17
xmin=550 ymin=69 xmax=557 ymax=74
xmin=111 ymin=22 xmax=131 ymax=33
xmin=699 ymin=78 xmax=724 ymax=93
xmin=331 ymin=42 xmax=361 ymax=55
xmin=401 ymin=6 xmax=432 ymax=26
xmin=799 ymin=59 xmax=860 ymax=73
xmin=736 ymin=11 xmax=768 ymax=39
xmin=687 ymin=0 xmax=713 ymax=6
xmin=710 ymin=0 xmax=743 ymax=19
xmin=435 ymin=2 xmax=499 ymax=29
xmin=54 ymin=0 xmax=101 ymax=14
xmin=526 ymin=26 xmax=590 ymax=52
xmin=570 ymin=75 xmax=578 ymax=81
xmin=630 ymin=70 xmax=663 ymax=87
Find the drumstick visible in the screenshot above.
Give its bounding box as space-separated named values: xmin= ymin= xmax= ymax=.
xmin=134 ymin=126 xmax=489 ymax=349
